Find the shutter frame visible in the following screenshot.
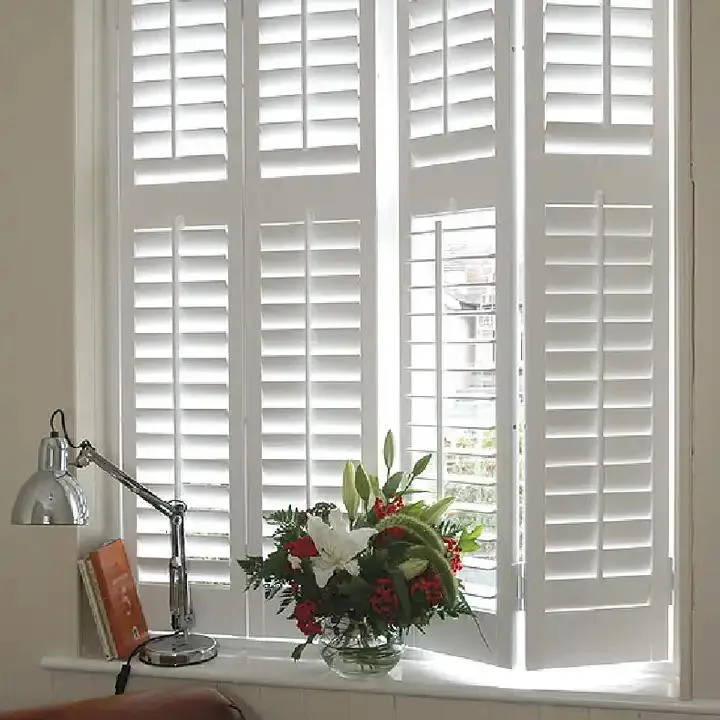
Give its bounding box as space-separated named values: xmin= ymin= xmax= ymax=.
xmin=523 ymin=0 xmax=671 ymax=669
xmin=242 ymin=0 xmax=378 ymax=638
xmin=117 ymin=0 xmax=245 ymax=635
xmin=398 ymin=0 xmax=516 ymax=667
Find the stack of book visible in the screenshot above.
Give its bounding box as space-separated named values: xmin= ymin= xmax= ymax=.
xmin=78 ymin=538 xmax=149 ymax=660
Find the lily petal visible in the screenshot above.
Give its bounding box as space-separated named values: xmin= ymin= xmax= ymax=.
xmin=312 ymin=559 xmax=337 ymax=588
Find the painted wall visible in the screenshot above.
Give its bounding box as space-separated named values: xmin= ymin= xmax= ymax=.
xmin=1 ymin=0 xmax=720 ymax=711
xmin=0 ymin=0 xmax=80 ymax=710
xmin=687 ymin=0 xmax=720 ymax=700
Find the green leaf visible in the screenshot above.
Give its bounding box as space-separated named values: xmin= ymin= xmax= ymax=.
xmin=422 ymin=496 xmax=455 ymax=525
xmin=459 ymin=524 xmax=484 ymax=553
xmin=398 ymin=557 xmax=428 ymax=579
xmin=291 ymin=637 xmax=314 ymax=661
xmin=368 ymin=474 xmax=383 ymax=501
xmin=342 ymin=460 xmax=359 ymax=521
xmin=355 ymin=464 xmax=371 ymax=506
xmin=398 ymin=500 xmax=426 ymax=517
xmin=382 ymin=471 xmax=405 ymax=499
xmin=383 ymin=430 xmax=395 ymax=473
xmin=411 ymin=454 xmax=432 ymax=478
xmin=389 ymin=568 xmax=412 ymax=624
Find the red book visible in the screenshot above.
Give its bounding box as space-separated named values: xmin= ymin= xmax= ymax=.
xmin=84 ymin=539 xmax=149 ymax=659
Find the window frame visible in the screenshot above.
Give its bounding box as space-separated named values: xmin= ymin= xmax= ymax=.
xmin=102 ymin=0 xmax=691 ymax=678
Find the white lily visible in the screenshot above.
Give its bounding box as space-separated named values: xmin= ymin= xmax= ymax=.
xmin=306 ymin=508 xmax=377 ymax=587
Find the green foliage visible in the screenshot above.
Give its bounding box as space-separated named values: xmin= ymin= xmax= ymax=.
xmin=389 ymin=568 xmax=411 ymax=624
xmin=343 ymin=461 xmax=359 ymax=521
xmin=382 ymin=471 xmax=405 ymax=499
xmin=458 ymin=524 xmax=484 ymax=553
xmin=411 ymin=453 xmax=432 ymax=479
xmin=237 ymin=556 xmax=264 ymax=588
xmin=383 ymin=430 xmax=395 ymax=475
xmin=376 ymin=514 xmax=446 ymax=555
xmin=367 ymin=473 xmax=383 ymax=501
xmin=422 ymin=496 xmax=455 ymax=525
xmin=355 ymin=464 xmax=371 ymax=507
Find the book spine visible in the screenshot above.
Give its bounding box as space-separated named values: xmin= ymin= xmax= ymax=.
xmin=78 ymin=559 xmax=114 ymax=660
xmin=84 ymin=559 xmax=119 ymax=658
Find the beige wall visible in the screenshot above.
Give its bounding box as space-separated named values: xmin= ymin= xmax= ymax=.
xmin=688 ymin=0 xmax=720 ymax=701
xmin=0 ymin=0 xmax=80 ymax=710
xmin=1 ymin=0 xmax=719 ymax=711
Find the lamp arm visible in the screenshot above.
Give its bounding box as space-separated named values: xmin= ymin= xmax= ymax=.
xmin=75 ymin=442 xmax=176 ymax=519
xmin=74 ymin=441 xmax=195 ymax=633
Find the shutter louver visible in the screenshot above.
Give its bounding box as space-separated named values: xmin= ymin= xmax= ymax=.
xmin=398 ymin=0 xmax=515 ymax=667
xmin=258 ymin=218 xmax=362 ymax=530
xmin=132 ymin=225 xmax=230 ymax=585
xmin=119 ymin=0 xmax=241 ymax=634
xmin=544 ymin=0 xmax=654 ymax=155
xmin=244 ymin=0 xmax=376 ymax=638
xmin=131 ymin=0 xmax=228 ymax=184
xmin=408 ymin=0 xmax=496 ymax=167
xmin=523 ymin=0 xmax=670 ymax=668
xmin=258 ymin=0 xmax=361 ymax=178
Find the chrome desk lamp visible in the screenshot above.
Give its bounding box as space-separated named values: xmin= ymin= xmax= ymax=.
xmin=11 ymin=409 xmax=217 ymax=667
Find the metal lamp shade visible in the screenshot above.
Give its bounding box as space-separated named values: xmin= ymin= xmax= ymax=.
xmin=11 ymin=435 xmax=89 ymax=526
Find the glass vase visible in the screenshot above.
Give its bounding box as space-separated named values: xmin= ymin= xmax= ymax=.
xmin=318 ymin=618 xmax=405 ymax=678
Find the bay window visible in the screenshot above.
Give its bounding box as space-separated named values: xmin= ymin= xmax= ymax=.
xmin=114 ymin=0 xmax=675 ymax=670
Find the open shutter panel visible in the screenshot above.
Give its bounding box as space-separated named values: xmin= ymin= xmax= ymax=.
xmin=523 ymin=0 xmax=670 ymax=668
xmin=118 ymin=0 xmax=243 ymax=635
xmin=243 ymin=0 xmax=377 ymax=638
xmin=398 ymin=0 xmax=515 ymax=666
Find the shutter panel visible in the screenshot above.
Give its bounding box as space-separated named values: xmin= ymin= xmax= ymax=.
xmin=243 ymin=0 xmax=377 ymax=638
xmin=523 ymin=0 xmax=671 ymax=668
xmin=398 ymin=0 xmax=515 ymax=667
xmin=118 ymin=0 xmax=243 ymax=634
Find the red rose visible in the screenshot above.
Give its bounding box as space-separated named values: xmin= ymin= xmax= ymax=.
xmin=284 ymin=535 xmax=319 ymax=559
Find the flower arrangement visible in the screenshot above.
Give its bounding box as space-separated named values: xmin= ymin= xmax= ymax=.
xmin=238 ymin=432 xmax=486 ymax=669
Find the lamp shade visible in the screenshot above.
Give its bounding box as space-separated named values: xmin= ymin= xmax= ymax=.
xmin=11 ymin=435 xmax=89 ymax=526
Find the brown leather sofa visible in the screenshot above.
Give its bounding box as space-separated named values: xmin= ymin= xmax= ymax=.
xmin=0 ymin=688 xmax=244 ymax=720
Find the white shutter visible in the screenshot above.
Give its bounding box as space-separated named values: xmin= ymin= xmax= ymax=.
xmin=118 ymin=0 xmax=244 ymax=634
xmin=243 ymin=0 xmax=377 ymax=638
xmin=523 ymin=0 xmax=671 ymax=668
xmin=398 ymin=0 xmax=515 ymax=667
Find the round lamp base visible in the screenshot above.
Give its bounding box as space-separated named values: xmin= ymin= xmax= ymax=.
xmin=139 ymin=633 xmax=217 ymax=667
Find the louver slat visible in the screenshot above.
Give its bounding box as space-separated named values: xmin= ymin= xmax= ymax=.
xmin=131 ymin=225 xmax=230 ymax=586
xmin=131 ymin=0 xmax=228 ymax=184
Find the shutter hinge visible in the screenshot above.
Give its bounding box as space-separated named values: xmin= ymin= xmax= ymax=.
xmin=668 ymin=556 xmax=675 ymax=606
xmin=514 ymin=562 xmax=525 ymax=611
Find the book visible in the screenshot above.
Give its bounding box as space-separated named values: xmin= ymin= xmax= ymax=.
xmin=78 ymin=557 xmax=115 ymax=659
xmin=78 ymin=539 xmax=149 ymax=659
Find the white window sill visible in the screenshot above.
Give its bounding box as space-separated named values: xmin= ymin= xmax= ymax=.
xmin=39 ymin=638 xmax=705 ymax=712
